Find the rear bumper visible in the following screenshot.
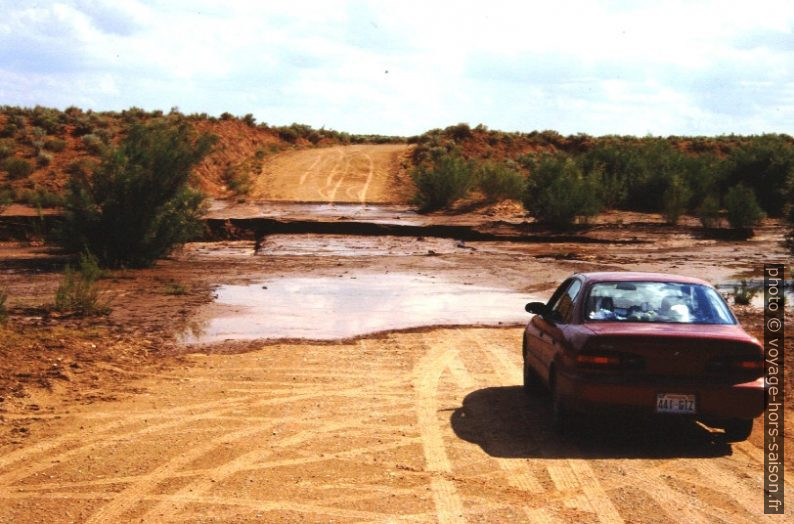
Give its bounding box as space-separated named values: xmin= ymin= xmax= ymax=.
xmin=556 ymin=370 xmax=765 ymax=420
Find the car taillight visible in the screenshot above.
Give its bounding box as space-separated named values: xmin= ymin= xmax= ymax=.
xmin=577 ymin=354 xmax=620 ymax=367
xmin=575 ymin=352 xmax=644 ymax=371
xmin=706 ymin=355 xmax=763 ymax=373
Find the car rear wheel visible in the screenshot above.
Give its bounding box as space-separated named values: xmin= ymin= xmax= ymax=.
xmin=722 ymin=418 xmax=753 ymax=442
xmin=550 ymin=371 xmax=571 ymax=434
xmin=522 ymin=356 xmax=541 ymax=395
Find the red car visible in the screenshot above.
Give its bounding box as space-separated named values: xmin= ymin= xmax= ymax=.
xmin=523 ymin=271 xmax=765 ymax=441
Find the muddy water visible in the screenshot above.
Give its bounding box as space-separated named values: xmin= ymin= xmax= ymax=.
xmin=183 ymin=273 xmax=535 ymax=344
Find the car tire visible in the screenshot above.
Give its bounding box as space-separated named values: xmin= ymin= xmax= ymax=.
xmin=522 ymin=356 xmax=541 ymax=395
xmin=722 ymin=418 xmax=753 ymax=442
xmin=550 ymin=372 xmax=570 ymax=434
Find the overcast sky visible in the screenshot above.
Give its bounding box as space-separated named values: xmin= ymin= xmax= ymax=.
xmin=1 ymin=0 xmax=793 ymax=136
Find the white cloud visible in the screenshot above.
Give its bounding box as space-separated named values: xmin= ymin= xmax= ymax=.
xmin=0 ymin=0 xmax=793 ymax=135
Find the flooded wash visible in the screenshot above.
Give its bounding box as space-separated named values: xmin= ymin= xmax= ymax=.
xmin=183 ymin=273 xmax=534 ymax=344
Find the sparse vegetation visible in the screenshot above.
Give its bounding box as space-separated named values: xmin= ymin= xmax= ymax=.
xmin=60 ymin=120 xmax=216 ymax=268
xmin=662 ymin=176 xmax=692 ymax=225
xmin=476 ymin=161 xmax=525 ymax=203
xmin=54 ymin=252 xmax=108 ymax=316
xmin=163 ymin=281 xmax=188 ymax=295
xmin=2 ymin=157 xmax=33 ymax=179
xmin=732 ymin=280 xmax=759 ymax=306
xmin=724 ymin=184 xmax=764 ymax=230
xmin=410 ymin=152 xmax=475 ymax=211
xmin=0 ymin=287 xmax=7 ymax=324
xmin=44 ymin=137 xmax=67 ymax=152
xmin=522 ymin=154 xmax=601 ymax=228
xmin=697 ymin=195 xmax=721 ymax=229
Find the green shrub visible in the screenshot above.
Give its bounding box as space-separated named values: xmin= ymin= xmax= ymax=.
xmin=81 ymin=133 xmax=105 ymax=155
xmin=724 ymin=184 xmax=764 ymax=230
xmin=476 ymin=161 xmax=525 ymax=202
xmin=0 ymin=139 xmax=14 ymax=159
xmin=44 ymin=137 xmax=67 ymax=152
xmin=410 ymin=153 xmax=475 ymax=211
xmin=786 ymin=205 xmax=794 ymax=254
xmin=163 ymin=281 xmax=187 ymax=295
xmin=720 ymin=135 xmax=794 ymax=217
xmin=16 ymin=187 xmax=64 ymax=208
xmin=0 ymin=287 xmax=7 ymax=324
xmin=2 ymin=157 xmax=33 ymax=179
xmin=37 ymin=151 xmax=53 ymax=167
xmin=60 ymin=121 xmax=216 ymax=268
xmin=242 ymin=113 xmax=256 ymax=127
xmin=54 ymin=252 xmax=108 ymax=315
xmin=522 ymin=155 xmax=601 ymax=228
xmin=697 ymin=195 xmax=721 ymax=229
xmin=732 ymin=280 xmax=759 ymax=305
xmin=662 ymin=176 xmax=692 ymax=224
xmin=222 ymin=164 xmax=252 ymax=195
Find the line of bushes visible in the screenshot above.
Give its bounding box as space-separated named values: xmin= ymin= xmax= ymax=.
xmin=410 ymin=128 xmax=793 ymax=236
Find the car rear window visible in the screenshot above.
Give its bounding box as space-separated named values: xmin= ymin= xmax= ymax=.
xmin=584 ymin=281 xmax=736 ymax=324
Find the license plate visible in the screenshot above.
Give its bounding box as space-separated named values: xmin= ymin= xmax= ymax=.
xmin=656 ymin=393 xmax=696 ymax=414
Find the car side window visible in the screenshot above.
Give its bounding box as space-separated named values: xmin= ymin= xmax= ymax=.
xmin=548 ymin=279 xmax=582 ymax=324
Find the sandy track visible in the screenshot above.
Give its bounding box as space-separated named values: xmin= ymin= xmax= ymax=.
xmin=0 ymin=327 xmax=789 ymax=523
xmin=251 ymin=144 xmax=413 ymax=204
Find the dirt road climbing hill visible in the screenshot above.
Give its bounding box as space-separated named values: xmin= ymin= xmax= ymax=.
xmin=250 ymin=144 xmax=413 ymax=204
xmin=0 ymin=327 xmax=788 ymax=523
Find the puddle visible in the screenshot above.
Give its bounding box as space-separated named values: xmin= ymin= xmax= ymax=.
xmin=256 ymin=234 xmax=470 ymax=257
xmin=206 ymin=201 xmax=423 ymax=226
xmin=183 ymin=273 xmax=534 ymax=344
xmin=715 ymin=279 xmax=793 ymax=309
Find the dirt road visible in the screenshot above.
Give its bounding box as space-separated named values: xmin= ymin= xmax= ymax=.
xmin=251 ymin=144 xmax=413 ymax=204
xmin=0 ymin=325 xmax=789 ymax=523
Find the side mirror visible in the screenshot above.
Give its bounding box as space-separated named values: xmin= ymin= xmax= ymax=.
xmin=525 ymin=302 xmax=548 ymax=315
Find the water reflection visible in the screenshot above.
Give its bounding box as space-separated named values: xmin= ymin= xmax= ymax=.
xmin=183 ymin=273 xmax=534 ymax=344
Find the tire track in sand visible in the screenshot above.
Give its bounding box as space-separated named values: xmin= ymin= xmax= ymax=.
xmin=413 ymin=341 xmax=467 ymax=524
xmin=464 ymin=329 xmax=625 ymax=524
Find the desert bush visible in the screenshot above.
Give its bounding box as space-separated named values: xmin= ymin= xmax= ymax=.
xmin=662 ymin=176 xmax=692 ymax=224
xmin=720 ymin=134 xmax=794 ymax=217
xmin=2 ymin=157 xmax=33 ymax=179
xmin=16 ymin=187 xmax=64 ymax=208
xmin=522 ymin=154 xmax=602 ymax=228
xmin=697 ymin=195 xmax=721 ymax=229
xmin=163 ymin=281 xmax=187 ymax=295
xmin=65 ymin=158 xmax=97 ymax=178
xmin=278 ymin=127 xmax=299 ymax=143
xmin=60 ymin=121 xmax=216 ymax=268
xmin=242 ymin=113 xmax=256 ymax=127
xmin=222 ymin=164 xmax=252 ymax=195
xmin=31 ymin=106 xmax=62 ymax=134
xmin=220 ymin=112 xmax=234 ymax=121
xmin=445 ymin=123 xmax=472 ymax=142
xmin=37 ymin=151 xmax=53 ymax=167
xmin=732 ymin=280 xmax=759 ymax=305
xmin=44 ymin=137 xmax=67 ymax=152
xmin=476 ymin=161 xmax=525 ymax=202
xmin=0 ymin=139 xmax=14 ymax=159
xmin=724 ymin=184 xmax=764 ymax=230
xmin=81 ymin=133 xmax=105 ymax=154
xmin=54 ymin=251 xmax=108 ymax=315
xmin=0 ymin=287 xmax=7 ymax=324
xmin=0 ymin=187 xmax=10 ymax=213
xmin=410 ymin=153 xmax=475 ymax=211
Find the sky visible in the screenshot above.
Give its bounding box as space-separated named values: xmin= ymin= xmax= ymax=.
xmin=1 ymin=0 xmax=793 ymax=136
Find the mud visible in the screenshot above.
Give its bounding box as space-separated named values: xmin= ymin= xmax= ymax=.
xmin=1 ymin=190 xmax=792 ymax=521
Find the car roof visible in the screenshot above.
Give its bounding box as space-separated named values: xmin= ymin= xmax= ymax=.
xmin=574 ymin=271 xmax=712 ymax=286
